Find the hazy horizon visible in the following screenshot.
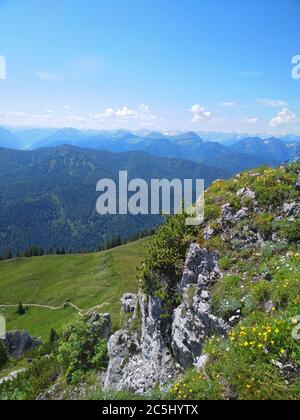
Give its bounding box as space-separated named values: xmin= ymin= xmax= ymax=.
xmin=0 ymin=0 xmax=299 ymax=135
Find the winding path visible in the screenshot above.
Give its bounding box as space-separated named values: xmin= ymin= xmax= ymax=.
xmin=0 ymin=301 xmax=115 ymax=315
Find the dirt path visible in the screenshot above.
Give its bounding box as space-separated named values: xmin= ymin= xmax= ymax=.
xmin=0 ymin=302 xmax=82 ymax=313
xmin=0 ymin=301 xmax=116 ymax=315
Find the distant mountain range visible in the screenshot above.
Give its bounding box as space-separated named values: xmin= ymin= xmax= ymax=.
xmin=1 ymin=127 xmax=299 ymax=254
xmin=0 ymin=146 xmax=228 ymax=254
xmin=0 ymin=127 xmax=22 ymax=149
xmin=1 ymin=127 xmax=299 ymax=174
xmin=230 ymin=136 xmax=300 ymax=163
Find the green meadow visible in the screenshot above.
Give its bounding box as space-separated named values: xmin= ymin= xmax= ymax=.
xmin=0 ymin=239 xmax=148 ymax=341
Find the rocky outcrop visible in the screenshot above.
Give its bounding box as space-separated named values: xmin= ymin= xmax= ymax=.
xmin=172 ymin=248 xmax=229 ymax=369
xmin=283 ymin=202 xmax=300 ymax=218
xmin=104 ymin=243 xmax=229 ymax=394
xmin=180 ymin=243 xmax=216 ymax=289
xmin=121 ymin=293 xmax=137 ymax=313
xmin=85 ymin=311 xmax=112 ymax=339
xmin=221 ymin=203 xmax=248 ymax=225
xmin=4 ymin=330 xmax=42 ymax=358
xmin=0 ymin=369 xmax=27 ymax=386
xmin=104 ymin=294 xmax=179 ymax=395
xmin=237 ymin=187 xmax=256 ymax=200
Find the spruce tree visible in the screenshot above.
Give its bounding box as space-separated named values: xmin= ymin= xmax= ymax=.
xmin=17 ymin=302 xmax=26 ymax=316
xmin=0 ymin=341 xmax=8 ymax=368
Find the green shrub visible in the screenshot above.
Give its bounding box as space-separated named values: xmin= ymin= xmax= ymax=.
xmin=91 ymin=340 xmax=108 ymax=369
xmin=0 ymin=356 xmax=59 ymax=400
xmin=141 ymin=214 xmax=198 ymax=294
xmin=212 ymin=275 xmax=245 ymax=320
xmin=57 ymin=317 xmax=108 ymax=383
xmin=252 ymin=213 xmax=275 ymax=239
xmin=276 ymin=220 xmax=300 ymax=242
xmin=218 ymin=255 xmax=233 ymax=271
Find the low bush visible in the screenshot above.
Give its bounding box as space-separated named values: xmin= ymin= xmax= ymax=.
xmin=57 ymin=317 xmax=108 ymax=384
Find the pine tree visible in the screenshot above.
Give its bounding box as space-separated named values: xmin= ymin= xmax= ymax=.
xmin=17 ymin=302 xmax=26 ymax=316
xmin=0 ymin=341 xmax=8 ymax=368
xmin=49 ymin=328 xmax=58 ymax=344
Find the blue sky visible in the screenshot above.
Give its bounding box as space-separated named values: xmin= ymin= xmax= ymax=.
xmin=0 ymin=0 xmax=299 ymax=134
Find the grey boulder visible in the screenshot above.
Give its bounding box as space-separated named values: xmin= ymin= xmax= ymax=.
xmin=4 ymin=330 xmax=42 ymax=358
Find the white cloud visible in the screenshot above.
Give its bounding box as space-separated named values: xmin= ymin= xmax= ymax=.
xmin=257 ymin=98 xmax=288 ymax=108
xmin=246 ymin=118 xmax=259 ymax=125
xmin=140 ymin=104 xmax=151 ymax=113
xmin=36 ymin=70 xmax=62 ymax=81
xmin=269 ymin=108 xmax=299 ymax=127
xmin=189 ymin=105 xmax=211 ymax=123
xmin=94 ymin=107 xmax=138 ymax=120
xmin=0 ymin=104 xmax=162 ymax=129
xmin=93 ymin=104 xmax=161 ymax=128
xmin=219 ymin=102 xmax=236 ymax=108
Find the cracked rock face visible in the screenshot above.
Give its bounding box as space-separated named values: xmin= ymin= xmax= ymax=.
xmin=172 ymin=251 xmax=229 ymax=369
xmin=172 ymin=303 xmax=206 ymax=369
xmin=4 ymin=330 xmax=42 ymax=358
xmin=104 ymin=243 xmax=229 ymax=395
xmin=104 ymin=295 xmax=179 ymax=395
xmin=180 ymin=243 xmax=216 ymax=289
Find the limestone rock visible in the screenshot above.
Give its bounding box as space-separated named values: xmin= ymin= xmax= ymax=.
xmin=172 ymin=303 xmax=206 ymax=368
xmin=85 ymin=311 xmax=112 ymax=339
xmin=180 ymin=243 xmax=215 ymax=289
xmin=0 ymin=369 xmax=26 ymax=386
xmin=283 ymin=202 xmax=300 ymax=218
xmin=104 ymin=243 xmax=229 ymax=395
xmin=104 ymin=294 xmax=179 ymax=395
xmin=203 ymin=227 xmax=215 ymax=240
xmin=194 ymin=353 xmax=209 ymax=370
xmin=221 ymin=204 xmax=234 ymax=223
xmin=4 ymin=330 xmax=42 ymax=358
xmin=121 ymin=293 xmax=137 ymax=313
xmin=237 ymin=187 xmax=256 ymax=200
xmin=104 ymin=329 xmax=141 ymax=391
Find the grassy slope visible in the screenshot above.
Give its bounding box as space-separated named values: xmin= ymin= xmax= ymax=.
xmin=0 ymin=238 xmax=148 ymax=340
